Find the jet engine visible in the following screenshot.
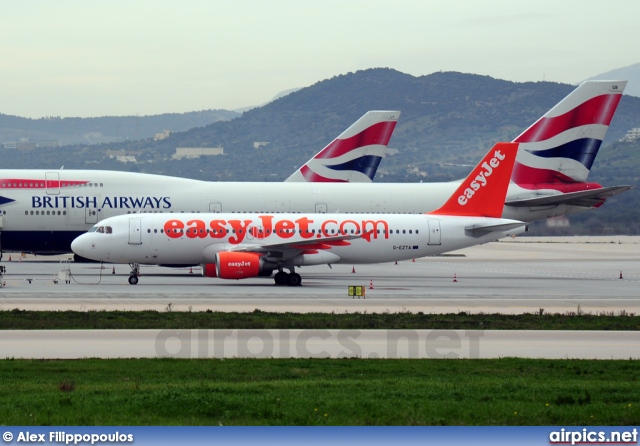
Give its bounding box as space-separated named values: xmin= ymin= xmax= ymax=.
xmin=201 ymin=252 xmax=271 ymax=280
xmin=201 ymin=263 xmax=218 ymax=278
xmin=216 ymin=252 xmax=262 ymax=279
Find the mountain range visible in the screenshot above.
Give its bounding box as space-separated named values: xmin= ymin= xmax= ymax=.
xmin=0 ymin=109 xmax=239 ymax=146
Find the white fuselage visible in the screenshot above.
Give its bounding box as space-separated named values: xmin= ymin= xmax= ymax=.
xmin=71 ymin=212 xmax=525 ymax=267
xmin=0 ymin=169 xmax=572 ymax=254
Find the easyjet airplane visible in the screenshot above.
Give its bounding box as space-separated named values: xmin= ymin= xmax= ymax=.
xmin=71 ymin=142 xmax=525 ymax=286
xmin=0 ymin=80 xmax=629 ymax=257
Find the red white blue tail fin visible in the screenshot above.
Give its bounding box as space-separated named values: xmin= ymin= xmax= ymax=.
xmin=430 ymin=142 xmax=518 ymax=217
xmin=285 ymin=111 xmax=399 ymax=182
xmin=511 ymin=80 xmax=626 ymax=189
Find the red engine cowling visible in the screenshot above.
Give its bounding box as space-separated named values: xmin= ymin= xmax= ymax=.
xmin=215 ymin=252 xmax=262 ymax=280
xmin=201 ymin=263 xmax=218 ymax=278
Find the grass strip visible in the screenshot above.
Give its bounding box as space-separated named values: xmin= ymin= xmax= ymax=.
xmin=0 ymin=358 xmax=638 ymax=425
xmin=1 ymin=309 xmax=639 ymax=330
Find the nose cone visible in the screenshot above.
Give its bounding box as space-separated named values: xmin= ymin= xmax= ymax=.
xmin=71 ymin=234 xmax=88 ymax=257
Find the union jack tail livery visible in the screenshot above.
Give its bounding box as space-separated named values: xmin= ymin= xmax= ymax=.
xmin=285 ymin=110 xmax=399 ymax=183
xmin=511 ymin=80 xmax=626 ymax=191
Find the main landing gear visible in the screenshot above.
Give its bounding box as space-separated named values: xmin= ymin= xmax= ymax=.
xmin=128 ymin=263 xmax=139 ymax=285
xmin=274 ymin=267 xmax=302 ymax=286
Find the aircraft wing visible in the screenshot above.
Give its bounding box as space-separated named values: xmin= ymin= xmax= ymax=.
xmin=228 ymin=233 xmax=371 ymax=256
xmin=505 ymin=185 xmax=632 ymax=208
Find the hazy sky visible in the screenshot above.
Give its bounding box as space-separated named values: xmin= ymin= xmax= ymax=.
xmin=3 ymin=0 xmax=639 ymax=118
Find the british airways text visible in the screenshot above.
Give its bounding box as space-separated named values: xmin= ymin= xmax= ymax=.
xmin=32 ymin=196 xmax=172 ymax=209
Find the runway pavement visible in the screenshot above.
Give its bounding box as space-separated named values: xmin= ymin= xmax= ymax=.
xmin=2 ymin=237 xmax=639 ymax=360
xmin=0 ymin=236 xmax=639 ymax=314
xmin=2 ymin=329 xmax=639 ymax=359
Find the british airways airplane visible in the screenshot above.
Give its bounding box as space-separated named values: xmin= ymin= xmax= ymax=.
xmin=0 ymin=81 xmax=629 ymax=257
xmin=71 ymin=143 xmax=525 ymax=286
xmin=0 ymin=110 xmax=399 ymax=256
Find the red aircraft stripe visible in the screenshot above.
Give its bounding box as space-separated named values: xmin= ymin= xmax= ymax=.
xmin=315 ymin=121 xmax=397 ymax=160
xmin=515 ymin=94 xmax=621 ymax=143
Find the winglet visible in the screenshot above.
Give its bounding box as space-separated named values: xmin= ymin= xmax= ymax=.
xmin=285 ymin=111 xmax=400 ymax=182
xmin=430 ymin=142 xmax=518 ymax=218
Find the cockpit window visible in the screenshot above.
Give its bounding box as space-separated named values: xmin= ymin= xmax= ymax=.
xmin=90 ymin=226 xmax=113 ymax=234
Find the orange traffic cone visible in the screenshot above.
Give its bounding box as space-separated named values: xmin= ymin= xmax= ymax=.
xmin=352 ymin=266 xmax=356 ymax=273
xmin=112 ymin=266 xmax=116 ymax=274
xmin=453 ymin=273 xmax=458 ymax=283
xmin=369 ymin=279 xmax=374 ymax=290
xmin=619 ymin=271 xmax=624 ymax=279
xmin=189 ymin=267 xmax=193 ymax=274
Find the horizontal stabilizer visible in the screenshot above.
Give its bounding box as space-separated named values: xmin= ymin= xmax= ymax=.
xmin=464 ymin=222 xmax=526 ymax=238
xmin=505 ymin=185 xmax=631 ymax=208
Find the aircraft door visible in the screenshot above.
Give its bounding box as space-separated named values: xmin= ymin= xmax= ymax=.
xmin=129 ymin=218 xmax=142 ymax=245
xmin=85 ymin=208 xmax=98 ymax=224
xmin=209 ymin=202 xmax=222 ymax=213
xmin=45 ymin=172 xmax=60 ymax=195
xmin=315 ymin=203 xmax=327 ymax=213
xmin=427 ymin=219 xmax=441 ymax=245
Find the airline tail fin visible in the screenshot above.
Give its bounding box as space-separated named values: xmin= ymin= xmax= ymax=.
xmin=511 ymin=80 xmax=626 ymax=189
xmin=430 ymin=142 xmax=518 ymax=218
xmin=285 ymin=110 xmax=400 ymax=182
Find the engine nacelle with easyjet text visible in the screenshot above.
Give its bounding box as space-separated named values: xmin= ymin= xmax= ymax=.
xmin=214 ymin=252 xmax=263 ymax=280
xmin=201 ymin=260 xmax=276 ymax=278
